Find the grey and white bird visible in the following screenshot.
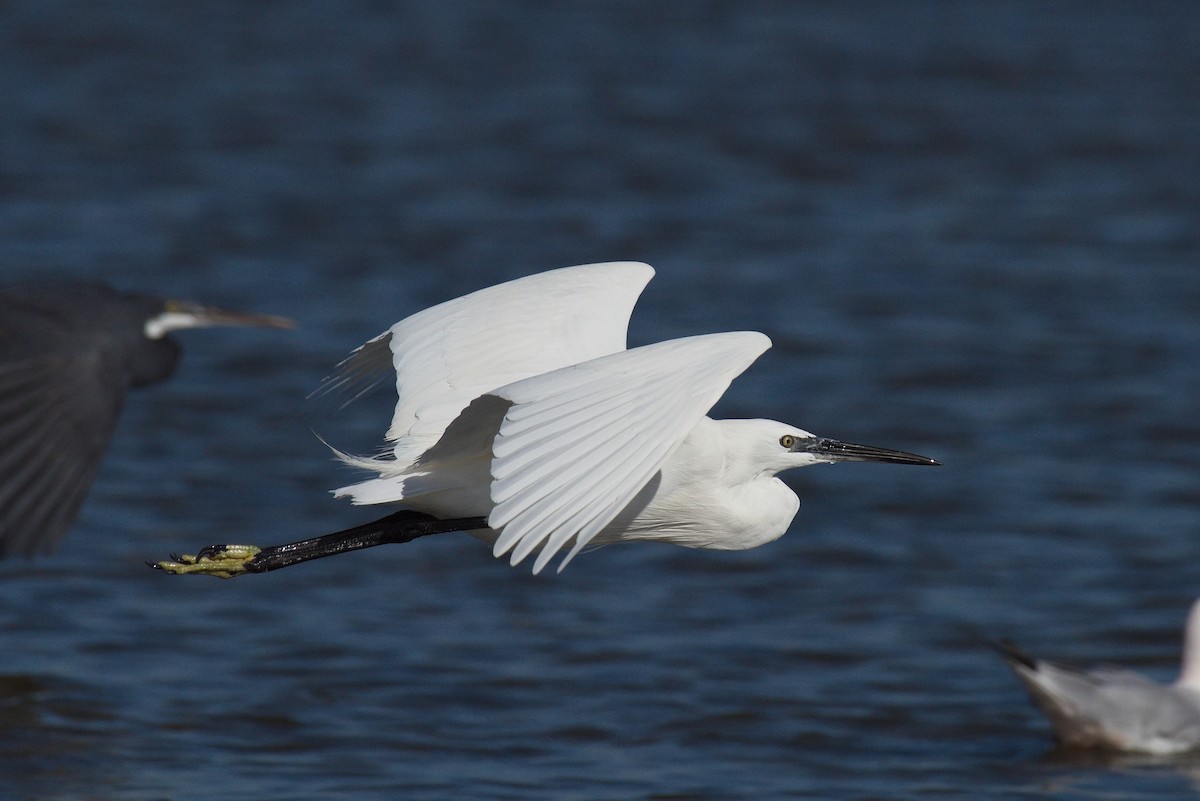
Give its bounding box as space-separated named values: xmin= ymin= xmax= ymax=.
xmin=155 ymin=262 xmax=937 ymax=578
xmin=0 ymin=282 xmax=292 ymax=558
xmin=1002 ymin=599 xmax=1200 ymax=755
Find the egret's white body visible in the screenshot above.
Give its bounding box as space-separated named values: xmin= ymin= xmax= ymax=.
xmin=1004 ymin=600 xmax=1200 ymax=754
xmin=322 ymin=262 xmax=934 ymax=574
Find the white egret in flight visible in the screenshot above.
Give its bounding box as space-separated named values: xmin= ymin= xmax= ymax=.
xmin=154 ymin=262 xmax=937 ymax=577
xmin=1001 ymin=600 xmax=1200 ymax=754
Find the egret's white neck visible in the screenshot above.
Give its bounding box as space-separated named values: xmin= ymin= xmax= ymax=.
xmin=717 ymin=420 xmax=774 ymax=484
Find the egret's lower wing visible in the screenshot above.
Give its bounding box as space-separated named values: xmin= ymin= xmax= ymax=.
xmin=486 ymin=331 xmax=771 ymax=573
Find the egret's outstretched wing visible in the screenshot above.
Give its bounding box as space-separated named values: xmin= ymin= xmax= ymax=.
xmin=319 ymin=262 xmax=654 ymax=465
xmin=0 ymin=351 xmax=125 ymax=557
xmin=485 ymin=331 xmax=771 ymax=573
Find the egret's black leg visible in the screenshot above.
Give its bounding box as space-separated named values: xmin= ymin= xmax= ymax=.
xmin=150 ymin=510 xmax=490 ymax=578
xmin=239 ymin=511 xmax=489 ymax=572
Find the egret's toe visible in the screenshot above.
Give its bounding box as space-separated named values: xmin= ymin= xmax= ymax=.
xmin=151 ymin=545 xmax=263 ymax=579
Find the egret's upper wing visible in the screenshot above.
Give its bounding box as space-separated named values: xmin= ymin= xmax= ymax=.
xmin=485 ymin=331 xmax=771 ymax=573
xmin=317 ymin=262 xmax=655 ymax=464
xmin=0 ymin=349 xmax=126 ymax=557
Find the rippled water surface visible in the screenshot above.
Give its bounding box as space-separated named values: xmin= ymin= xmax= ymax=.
xmin=2 ymin=2 xmax=1200 ymax=799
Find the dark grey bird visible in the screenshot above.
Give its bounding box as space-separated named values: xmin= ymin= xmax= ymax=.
xmin=0 ymin=282 xmax=292 ymax=558
xmin=1001 ymin=599 xmax=1200 ymax=754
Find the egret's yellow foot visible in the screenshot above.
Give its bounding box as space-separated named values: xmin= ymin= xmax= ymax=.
xmin=152 ymin=545 xmax=262 ymax=579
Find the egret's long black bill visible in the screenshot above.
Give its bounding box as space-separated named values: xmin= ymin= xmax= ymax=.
xmin=810 ymin=438 xmax=940 ymax=466
xmin=151 ymin=511 xmax=490 ymax=577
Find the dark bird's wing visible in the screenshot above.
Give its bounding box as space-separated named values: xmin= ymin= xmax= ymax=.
xmin=0 ymin=344 xmax=129 ymax=557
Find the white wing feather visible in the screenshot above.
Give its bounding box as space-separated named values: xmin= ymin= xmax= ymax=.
xmin=486 ymin=331 xmax=771 ymax=573
xmin=334 ymin=262 xmax=654 ymax=466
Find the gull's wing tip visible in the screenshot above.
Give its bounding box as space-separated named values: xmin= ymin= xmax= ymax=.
xmin=995 ymin=638 xmax=1039 ymax=671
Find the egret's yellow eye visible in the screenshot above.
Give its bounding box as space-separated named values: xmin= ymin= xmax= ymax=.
xmin=780 ymin=434 xmax=797 ymax=449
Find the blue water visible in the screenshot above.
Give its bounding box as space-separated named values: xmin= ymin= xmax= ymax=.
xmin=2 ymin=2 xmax=1200 ymax=798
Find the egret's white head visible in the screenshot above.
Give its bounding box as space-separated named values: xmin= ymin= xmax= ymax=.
xmin=722 ymin=419 xmax=939 ymax=478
